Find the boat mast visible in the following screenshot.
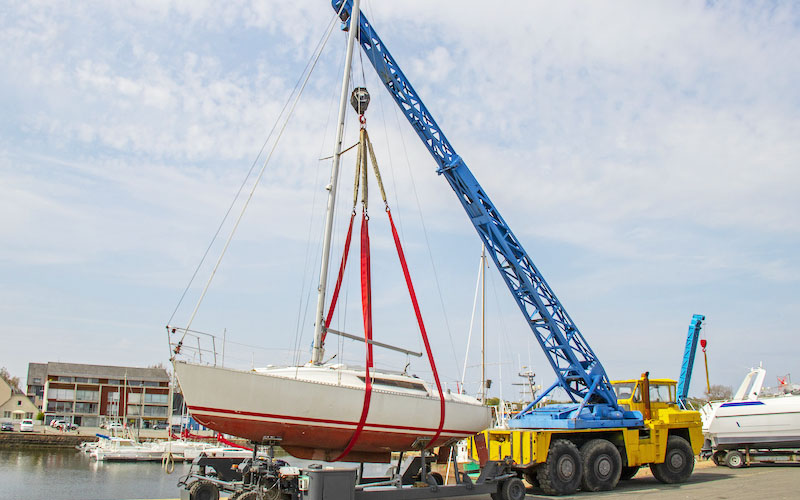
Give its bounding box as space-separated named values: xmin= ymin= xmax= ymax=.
xmin=480 ymin=244 xmax=486 ymax=402
xmin=311 ymin=0 xmax=361 ymax=365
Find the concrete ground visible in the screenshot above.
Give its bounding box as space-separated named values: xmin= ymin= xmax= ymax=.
xmin=445 ymin=460 xmax=799 ymax=499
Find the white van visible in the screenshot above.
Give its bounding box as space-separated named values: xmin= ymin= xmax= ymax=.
xmin=19 ymin=419 xmax=34 ymax=432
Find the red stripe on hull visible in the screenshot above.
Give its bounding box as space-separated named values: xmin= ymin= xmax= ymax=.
xmin=190 ymin=409 xmax=462 ymax=462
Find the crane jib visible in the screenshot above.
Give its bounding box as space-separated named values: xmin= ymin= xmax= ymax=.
xmin=331 ymin=0 xmax=643 ymax=429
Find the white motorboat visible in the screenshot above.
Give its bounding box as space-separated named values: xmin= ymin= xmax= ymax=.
xmin=701 ymin=367 xmax=800 ymax=450
xmin=90 ymin=437 xmax=165 ymax=462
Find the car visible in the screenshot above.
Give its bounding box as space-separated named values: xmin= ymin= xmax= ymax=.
xmin=19 ymin=419 xmax=34 ymax=432
xmin=1 ymin=422 xmax=14 ymax=431
xmin=102 ymin=422 xmax=123 ymax=430
xmin=151 ymin=423 xmax=167 ymax=430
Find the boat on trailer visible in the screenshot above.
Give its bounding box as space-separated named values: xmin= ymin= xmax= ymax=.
xmin=701 ymin=366 xmax=800 ymax=451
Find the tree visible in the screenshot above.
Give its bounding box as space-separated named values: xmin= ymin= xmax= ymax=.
xmin=0 ymin=367 xmax=21 ymax=392
xmin=705 ymin=384 xmax=733 ymax=401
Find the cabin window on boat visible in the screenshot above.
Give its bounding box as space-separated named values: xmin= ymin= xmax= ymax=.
xmin=357 ymin=377 xmax=427 ymax=392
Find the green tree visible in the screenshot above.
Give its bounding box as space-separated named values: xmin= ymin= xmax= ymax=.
xmin=0 ymin=367 xmax=21 ymax=392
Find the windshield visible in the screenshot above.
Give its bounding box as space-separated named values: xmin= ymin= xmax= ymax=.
xmin=612 ymin=383 xmax=636 ymax=400
xmin=649 ymin=383 xmax=676 ymax=403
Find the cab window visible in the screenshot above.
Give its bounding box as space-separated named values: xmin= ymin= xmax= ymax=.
xmin=612 ymin=382 xmax=636 ymax=400
xmin=649 ymin=383 xmax=676 ymax=403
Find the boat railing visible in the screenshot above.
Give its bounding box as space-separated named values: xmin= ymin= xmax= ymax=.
xmin=167 ymin=325 xmax=299 ymax=369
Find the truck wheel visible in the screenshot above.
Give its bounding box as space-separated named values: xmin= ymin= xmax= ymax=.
xmin=711 ymin=451 xmax=725 ymax=466
xmin=579 ymin=439 xmax=621 ymax=492
xmin=650 ymin=436 xmax=695 ymax=484
xmin=500 ymin=477 xmax=526 ymax=500
xmin=725 ymin=450 xmax=745 ymax=469
xmin=189 ymin=480 xmax=220 ymax=500
xmin=523 ymin=466 xmax=539 ymax=487
xmin=619 ymin=466 xmax=640 ymax=480
xmin=536 ymin=439 xmax=582 ymax=495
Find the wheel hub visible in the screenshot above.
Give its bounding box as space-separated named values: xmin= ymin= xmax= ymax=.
xmin=597 ymin=455 xmax=612 ymax=477
xmin=669 ymin=451 xmax=684 ymax=469
xmin=557 ymin=455 xmax=575 ymax=479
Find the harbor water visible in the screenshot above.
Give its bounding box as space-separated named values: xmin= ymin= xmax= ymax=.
xmin=1 ymin=448 xmax=392 ymax=500
xmin=1 ymin=448 xmax=191 ymax=500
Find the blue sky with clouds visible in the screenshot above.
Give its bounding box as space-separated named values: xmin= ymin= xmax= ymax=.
xmin=2 ymin=1 xmax=799 ymax=400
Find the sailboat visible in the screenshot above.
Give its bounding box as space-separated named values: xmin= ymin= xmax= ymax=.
xmin=171 ymin=1 xmax=490 ymax=464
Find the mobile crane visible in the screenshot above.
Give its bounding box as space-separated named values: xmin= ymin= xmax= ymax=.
xmin=332 ymin=0 xmax=703 ymax=495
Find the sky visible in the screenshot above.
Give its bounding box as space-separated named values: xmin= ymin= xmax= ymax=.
xmin=2 ymin=0 xmax=799 ymax=402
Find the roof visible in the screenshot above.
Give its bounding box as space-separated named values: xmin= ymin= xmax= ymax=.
xmin=43 ymin=362 xmax=169 ymax=382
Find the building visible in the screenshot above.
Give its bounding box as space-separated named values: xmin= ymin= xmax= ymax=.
xmin=26 ymin=362 xmax=171 ymax=429
xmin=1 ymin=376 xmax=38 ymax=422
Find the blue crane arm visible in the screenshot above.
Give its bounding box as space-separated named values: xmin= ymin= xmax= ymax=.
xmin=677 ymin=314 xmax=705 ymax=408
xmin=331 ymin=1 xmax=624 ymax=420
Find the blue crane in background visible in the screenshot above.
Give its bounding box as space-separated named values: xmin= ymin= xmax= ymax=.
xmin=677 ymin=314 xmax=705 ymax=409
xmin=332 ymin=0 xmax=641 ymax=429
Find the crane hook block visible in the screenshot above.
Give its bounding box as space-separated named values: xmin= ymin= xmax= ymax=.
xmin=351 ymin=87 xmax=370 ymax=114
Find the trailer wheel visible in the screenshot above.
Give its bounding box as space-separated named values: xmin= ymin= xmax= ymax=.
xmin=500 ymin=477 xmax=526 ymax=500
xmin=619 ymin=466 xmax=640 ymax=480
xmin=536 ymin=439 xmax=583 ymax=495
xmin=523 ymin=466 xmax=539 ymax=487
xmin=189 ymin=480 xmax=220 ymax=500
xmin=725 ymin=450 xmax=745 ymax=469
xmin=650 ymin=436 xmax=695 ymax=484
xmin=580 ymin=439 xmax=621 ymax=491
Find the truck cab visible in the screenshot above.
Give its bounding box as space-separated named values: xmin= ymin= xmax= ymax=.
xmin=611 ymin=375 xmax=701 ymax=429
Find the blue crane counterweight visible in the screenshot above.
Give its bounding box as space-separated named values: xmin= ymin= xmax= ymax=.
xmin=332 ymin=0 xmax=642 ymax=429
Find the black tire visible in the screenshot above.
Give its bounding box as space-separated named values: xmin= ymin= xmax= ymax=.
xmin=725 ymin=450 xmax=745 ymax=469
xmin=650 ymin=436 xmax=695 ymax=484
xmin=712 ymin=451 xmax=724 ymax=466
xmin=236 ymin=492 xmax=258 ymax=500
xmin=523 ymin=466 xmax=539 ymax=487
xmin=430 ymin=472 xmax=444 ymax=485
xmin=501 ymin=477 xmax=526 ymax=500
xmin=580 ymin=439 xmax=622 ymax=492
xmin=189 ymin=480 xmax=220 ymax=500
xmin=536 ymin=439 xmax=583 ymax=495
xmin=619 ymin=466 xmax=640 ymax=480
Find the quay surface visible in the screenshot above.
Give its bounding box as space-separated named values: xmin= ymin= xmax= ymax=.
xmin=441 ymin=460 xmax=798 ymax=499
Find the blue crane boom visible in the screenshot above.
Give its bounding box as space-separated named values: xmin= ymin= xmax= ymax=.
xmin=331 ymin=0 xmax=641 ymax=428
xmin=677 ymin=314 xmax=705 ymax=409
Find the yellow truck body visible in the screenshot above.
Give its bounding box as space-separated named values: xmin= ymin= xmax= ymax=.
xmin=469 ymin=376 xmax=703 ymax=495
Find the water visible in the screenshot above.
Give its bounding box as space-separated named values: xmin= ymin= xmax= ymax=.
xmin=1 ymin=449 xmax=393 ymax=500
xmin=1 ymin=448 xmax=191 ymax=500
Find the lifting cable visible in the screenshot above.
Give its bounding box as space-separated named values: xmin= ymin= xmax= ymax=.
xmin=327 ymin=93 xmax=445 ymax=459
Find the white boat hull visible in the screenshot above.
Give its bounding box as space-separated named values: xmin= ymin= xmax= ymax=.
xmin=174 ymin=361 xmax=491 ymax=462
xmin=702 ymin=395 xmax=800 ymax=450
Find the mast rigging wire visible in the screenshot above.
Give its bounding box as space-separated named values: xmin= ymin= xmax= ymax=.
xmin=172 ymin=8 xmax=344 ymax=352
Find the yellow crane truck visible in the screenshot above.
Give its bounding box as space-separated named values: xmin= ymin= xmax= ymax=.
xmin=470 ymin=374 xmax=703 ymax=496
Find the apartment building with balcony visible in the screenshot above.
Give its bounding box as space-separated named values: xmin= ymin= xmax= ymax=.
xmin=26 ymin=362 xmax=171 ymax=429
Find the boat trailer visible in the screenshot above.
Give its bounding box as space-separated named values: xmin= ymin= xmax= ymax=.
xmin=178 ymin=439 xmax=524 ymax=500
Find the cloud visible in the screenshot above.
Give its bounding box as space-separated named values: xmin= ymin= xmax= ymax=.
xmin=1 ymin=0 xmax=798 ymax=393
